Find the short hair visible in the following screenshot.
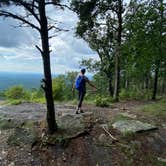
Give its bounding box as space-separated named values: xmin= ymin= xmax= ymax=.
xmin=81 ymin=68 xmax=86 ymax=74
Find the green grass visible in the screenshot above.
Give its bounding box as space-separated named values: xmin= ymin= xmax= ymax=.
xmin=31 ymin=97 xmax=46 ymax=104
xmin=138 ymin=99 xmax=166 ymax=117
xmin=3 ymin=97 xmax=46 ymax=105
xmin=4 ymin=99 xmax=23 ymax=105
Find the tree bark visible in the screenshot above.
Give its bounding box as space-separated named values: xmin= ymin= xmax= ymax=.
xmin=114 ymin=0 xmax=122 ymax=101
xmin=152 ymin=61 xmax=160 ymax=100
xmin=145 ymin=73 xmax=149 ymax=90
xmin=108 ymin=75 xmax=114 ymax=97
xmin=162 ymin=76 xmax=165 ymax=94
xmin=39 ymin=0 xmax=57 ymax=133
xmin=114 ymin=51 xmax=120 ymax=101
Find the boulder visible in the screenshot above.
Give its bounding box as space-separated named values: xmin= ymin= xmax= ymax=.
xmin=112 ymin=120 xmax=157 ymax=133
xmin=57 ymin=112 xmax=93 ymax=137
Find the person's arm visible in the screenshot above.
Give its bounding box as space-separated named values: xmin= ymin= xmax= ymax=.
xmin=86 ymin=77 xmax=97 ymax=90
xmin=72 ymin=75 xmax=78 ymax=91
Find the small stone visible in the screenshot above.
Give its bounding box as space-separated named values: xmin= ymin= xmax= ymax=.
xmin=2 ymin=150 xmax=6 ymax=155
xmin=112 ymin=108 xmax=119 ymax=111
xmin=62 ymin=152 xmax=66 ymax=162
xmin=147 ymin=137 xmax=154 ymax=144
xmin=98 ymin=133 xmax=107 ymax=143
xmin=57 ymin=112 xmax=62 ymax=116
xmin=157 ymin=157 xmax=166 ymax=162
xmin=8 ymin=162 xmax=15 ymax=166
xmin=161 ymin=123 xmax=166 ymax=129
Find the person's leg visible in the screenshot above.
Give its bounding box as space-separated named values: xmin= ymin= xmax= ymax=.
xmin=76 ymin=91 xmax=85 ymax=113
xmin=76 ymin=92 xmax=81 ymax=114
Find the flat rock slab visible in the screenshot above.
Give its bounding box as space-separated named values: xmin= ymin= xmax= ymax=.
xmin=57 ymin=112 xmax=93 ymax=137
xmin=112 ymin=120 xmax=157 ymax=133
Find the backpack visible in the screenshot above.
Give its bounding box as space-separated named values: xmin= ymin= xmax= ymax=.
xmin=75 ymin=75 xmax=85 ymax=91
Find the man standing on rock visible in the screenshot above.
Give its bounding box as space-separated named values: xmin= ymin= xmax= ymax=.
xmin=73 ymin=68 xmax=97 ymax=114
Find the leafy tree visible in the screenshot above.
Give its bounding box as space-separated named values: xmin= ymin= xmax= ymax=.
xmin=71 ymin=0 xmax=130 ymax=101
xmin=52 ymin=72 xmax=78 ymax=101
xmin=80 ymin=58 xmax=114 ymax=96
xmin=124 ymin=0 xmax=166 ymax=99
xmin=92 ymin=72 xmax=109 ymax=96
xmin=52 ymin=75 xmax=65 ymax=101
xmin=64 ymin=71 xmax=78 ymax=100
xmin=149 ymin=0 xmax=166 ymax=99
xmin=0 ymin=0 xmax=69 ymax=133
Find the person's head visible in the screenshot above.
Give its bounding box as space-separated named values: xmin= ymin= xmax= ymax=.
xmin=81 ymin=68 xmax=86 ymax=75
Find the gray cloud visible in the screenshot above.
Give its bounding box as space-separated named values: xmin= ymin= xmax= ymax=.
xmin=0 ymin=4 xmax=98 ymax=74
xmin=0 ymin=18 xmax=38 ymax=48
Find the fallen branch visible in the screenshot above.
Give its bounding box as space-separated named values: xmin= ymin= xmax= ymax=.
xmin=102 ymin=126 xmax=118 ymax=141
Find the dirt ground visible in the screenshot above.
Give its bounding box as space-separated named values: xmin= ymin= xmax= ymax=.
xmin=0 ymin=100 xmax=166 ymax=166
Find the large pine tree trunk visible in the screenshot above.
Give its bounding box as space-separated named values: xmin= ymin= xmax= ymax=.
xmin=114 ymin=0 xmax=122 ymax=101
xmin=152 ymin=62 xmax=160 ymax=100
xmin=39 ymin=0 xmax=57 ymax=133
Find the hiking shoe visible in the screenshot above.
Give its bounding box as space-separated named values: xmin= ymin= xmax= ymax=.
xmin=75 ymin=108 xmax=80 ymax=114
xmin=76 ymin=110 xmax=79 ymax=114
xmin=80 ymin=109 xmax=84 ymax=113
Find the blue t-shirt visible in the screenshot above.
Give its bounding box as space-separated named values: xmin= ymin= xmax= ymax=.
xmin=75 ymin=74 xmax=88 ymax=92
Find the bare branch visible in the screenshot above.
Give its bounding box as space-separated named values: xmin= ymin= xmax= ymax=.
xmin=45 ymin=2 xmax=72 ymax=11
xmin=0 ymin=10 xmax=40 ymax=31
xmin=35 ymin=45 xmax=44 ymax=56
xmin=10 ymin=0 xmax=40 ymax=23
xmin=10 ymin=0 xmax=38 ymax=9
xmin=48 ymin=35 xmax=57 ymax=39
xmin=48 ymin=25 xmax=69 ymax=32
xmin=11 ymin=22 xmax=30 ymax=28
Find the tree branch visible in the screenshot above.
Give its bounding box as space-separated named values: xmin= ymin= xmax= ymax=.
xmin=45 ymin=2 xmax=72 ymax=11
xmin=36 ymin=45 xmax=44 ymax=56
xmin=48 ymin=25 xmax=69 ymax=32
xmin=10 ymin=0 xmax=38 ymax=9
xmin=12 ymin=0 xmax=40 ymax=24
xmin=0 ymin=10 xmax=40 ymax=32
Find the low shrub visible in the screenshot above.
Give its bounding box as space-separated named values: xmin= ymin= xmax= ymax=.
xmin=5 ymin=85 xmax=29 ymax=100
xmin=94 ymin=96 xmax=110 ymax=107
xmin=120 ymin=87 xmax=152 ymax=100
xmin=119 ymin=89 xmax=130 ymax=99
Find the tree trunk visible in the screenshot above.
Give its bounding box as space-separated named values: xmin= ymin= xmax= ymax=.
xmin=145 ymin=73 xmax=149 ymax=90
xmin=152 ymin=62 xmax=160 ymax=100
xmin=162 ymin=77 xmax=165 ymax=95
xmin=114 ymin=52 xmax=120 ymax=101
xmin=108 ymin=75 xmax=114 ymax=97
xmin=39 ymin=0 xmax=57 ymax=133
xmin=125 ymin=76 xmax=129 ymax=89
xmin=114 ymin=0 xmax=122 ymax=101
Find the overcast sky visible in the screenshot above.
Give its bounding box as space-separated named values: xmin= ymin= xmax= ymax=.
xmin=0 ymin=3 xmax=98 ymax=74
